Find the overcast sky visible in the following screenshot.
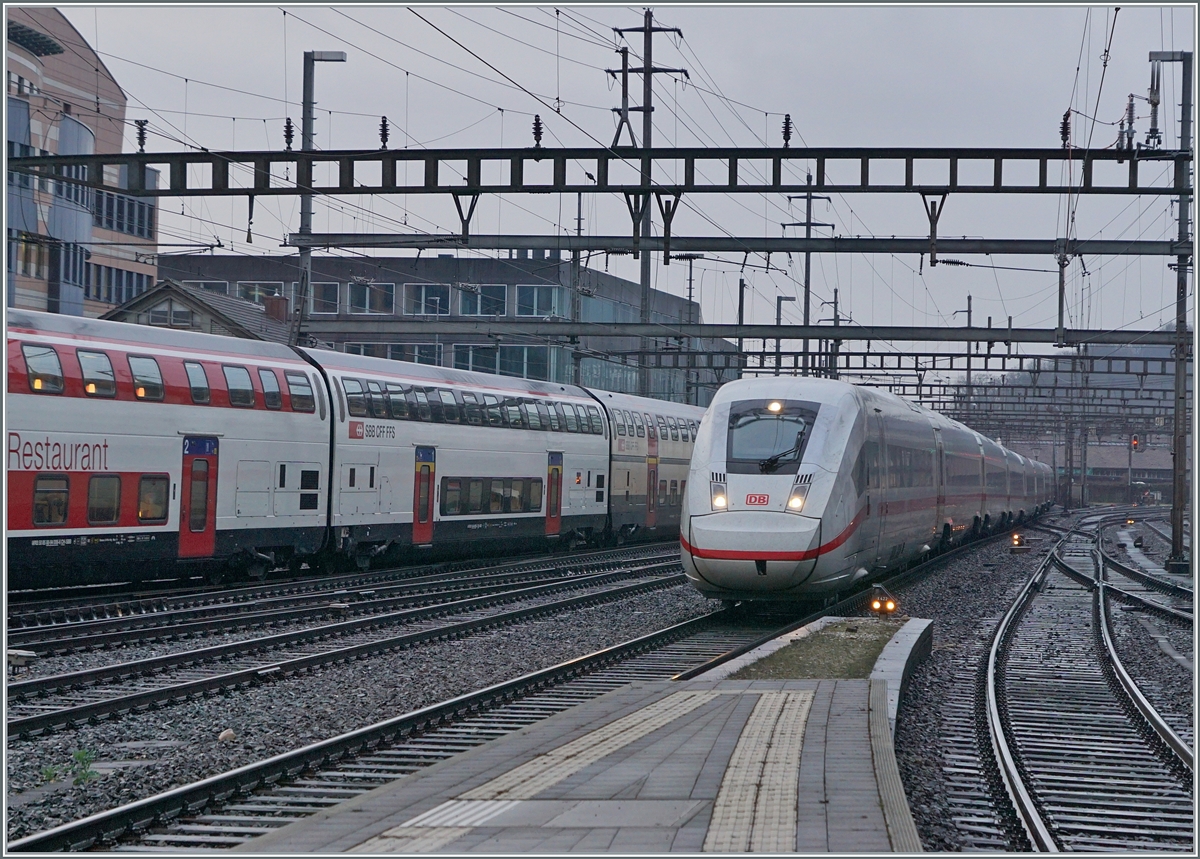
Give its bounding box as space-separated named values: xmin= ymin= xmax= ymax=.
xmin=60 ymin=3 xmax=1194 ymax=349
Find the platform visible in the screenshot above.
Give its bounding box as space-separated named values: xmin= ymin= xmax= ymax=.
xmin=239 ymin=674 xmax=920 ymax=854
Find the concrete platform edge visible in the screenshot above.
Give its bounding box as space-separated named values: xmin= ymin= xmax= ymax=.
xmin=689 ymin=615 xmax=841 ymax=680
xmin=869 ymin=679 xmax=922 ymax=853
xmin=869 ymin=617 xmax=934 ymax=738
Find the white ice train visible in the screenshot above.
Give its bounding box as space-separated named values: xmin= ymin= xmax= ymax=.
xmin=681 ymin=376 xmax=1054 ymax=602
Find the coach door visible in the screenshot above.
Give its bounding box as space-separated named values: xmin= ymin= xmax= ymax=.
xmin=413 ymin=446 xmax=436 ymax=546
xmin=933 ymin=429 xmax=946 ymax=527
xmin=546 ymin=452 xmax=563 ymax=536
xmin=179 ymin=436 xmax=219 ymax=558
xmin=645 ymin=414 xmax=659 ymax=529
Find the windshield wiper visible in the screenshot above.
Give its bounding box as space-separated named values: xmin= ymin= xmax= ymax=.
xmin=758 ymin=426 xmax=807 ymax=474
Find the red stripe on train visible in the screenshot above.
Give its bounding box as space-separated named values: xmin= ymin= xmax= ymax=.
xmin=681 ymin=504 xmax=867 ymax=562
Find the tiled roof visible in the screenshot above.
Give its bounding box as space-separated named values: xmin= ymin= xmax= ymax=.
xmin=173 ymin=281 xmax=291 ymax=342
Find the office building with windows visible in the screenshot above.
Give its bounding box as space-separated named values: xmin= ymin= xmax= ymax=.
xmin=154 ymin=252 xmax=735 ymax=404
xmin=6 ymin=7 xmax=158 ymax=316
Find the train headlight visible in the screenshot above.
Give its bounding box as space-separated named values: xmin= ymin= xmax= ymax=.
xmin=786 ymin=484 xmax=809 ymax=513
xmin=768 ymin=401 xmax=783 ymax=413
xmin=710 ymin=482 xmax=728 ymax=511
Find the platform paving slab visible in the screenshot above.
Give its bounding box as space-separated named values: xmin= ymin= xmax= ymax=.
xmin=237 ymin=675 xmax=918 ymax=853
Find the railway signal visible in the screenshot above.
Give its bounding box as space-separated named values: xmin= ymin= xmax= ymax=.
xmin=869 ymin=584 xmax=898 ymax=615
xmin=1131 ymin=433 xmax=1140 ymax=451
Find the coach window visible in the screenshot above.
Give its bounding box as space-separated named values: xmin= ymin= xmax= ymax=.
xmin=342 ymin=378 xmax=368 ymax=417
xmin=523 ymin=401 xmax=543 ymax=431
xmin=670 ymin=480 xmax=679 ymax=507
xmin=87 ymin=475 xmax=121 ymax=525
xmin=259 ymin=369 xmax=283 ymax=409
xmin=482 ymin=394 xmax=503 ymax=427
xmin=312 ymin=373 xmax=327 ymax=420
xmin=461 ymin=392 xmax=483 ymax=426
xmin=546 ymin=401 xmax=561 ymax=431
xmin=185 ymin=362 xmax=211 ymax=404
xmin=657 ymin=415 xmax=670 ymax=440
xmin=587 ymin=406 xmax=604 ymax=435
xmin=510 ymin=479 xmax=525 ymax=512
xmin=78 ymin=350 xmax=117 ymax=397
xmin=188 ymin=461 xmax=209 ymax=531
xmin=366 ymin=380 xmax=389 ymax=418
xmin=557 ymin=403 xmax=578 ymax=433
xmin=33 ymin=475 xmax=69 ymax=525
xmin=441 ymin=478 xmax=462 ymax=515
xmin=137 ymin=475 xmax=170 ymax=523
xmin=644 ymin=413 xmax=656 ymax=440
xmin=22 ymin=344 xmax=64 ymax=394
xmin=667 ymin=417 xmax=680 ymax=441
xmin=285 ymin=372 xmax=315 ymax=413
xmin=467 ymin=478 xmax=484 ymax=513
xmin=530 ymin=478 xmax=543 ymax=511
xmin=489 ymin=479 xmax=505 ymax=513
xmin=613 ymin=410 xmax=626 ymax=436
xmin=128 ymin=356 xmax=165 ymax=401
xmin=222 ymin=365 xmax=256 ymax=408
xmin=680 ymin=420 xmax=690 ymax=443
xmin=386 ymin=383 xmax=410 ymax=419
xmin=631 ymin=411 xmax=645 ymax=437
xmin=411 ymin=388 xmax=432 ymax=421
xmin=504 ymin=398 xmax=525 ymax=429
xmin=438 ymin=389 xmax=461 ymax=423
xmin=577 ymin=405 xmax=595 ymax=433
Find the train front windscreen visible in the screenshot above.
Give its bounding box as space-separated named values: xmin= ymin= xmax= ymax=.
xmin=725 ymin=399 xmax=821 ymax=475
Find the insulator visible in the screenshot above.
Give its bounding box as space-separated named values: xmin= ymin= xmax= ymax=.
xmin=379 ymin=116 xmax=390 ymax=150
xmin=532 ymin=114 xmax=543 ymax=147
xmin=284 ymin=117 xmax=295 ymax=151
xmin=1060 ymin=110 xmax=1071 ymax=149
xmin=782 ymin=114 xmax=792 ymax=148
xmin=135 ymin=119 xmax=148 ymax=154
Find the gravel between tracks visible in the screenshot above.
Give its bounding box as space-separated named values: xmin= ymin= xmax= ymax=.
xmin=1107 ymin=602 xmax=1195 ymax=747
xmin=6 ymin=586 xmax=714 ymax=842
xmin=891 ymin=538 xmax=1055 ymax=852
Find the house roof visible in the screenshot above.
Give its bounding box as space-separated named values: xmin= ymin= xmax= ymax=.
xmin=101 ymin=279 xmax=291 ymax=343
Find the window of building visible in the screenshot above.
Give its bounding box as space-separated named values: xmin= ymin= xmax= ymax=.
xmin=222 ymin=365 xmax=255 ymax=407
xmin=78 ymin=350 xmax=116 ymax=397
xmin=516 ymin=284 xmax=564 ymax=317
xmin=453 ymin=344 xmax=499 ymax=374
xmin=286 ymin=371 xmax=315 ymax=412
xmin=307 ymin=282 xmax=339 ymax=314
xmin=499 ymin=345 xmax=549 ymax=381
xmin=128 ymin=356 xmax=164 ymax=400
xmin=184 ymin=361 xmax=210 ymax=404
xmin=349 ymin=281 xmax=396 ymax=314
xmin=87 ymin=475 xmax=121 ymax=525
xmin=459 ymin=284 xmax=507 ymax=316
xmin=33 ymin=475 xmax=69 ymax=525
xmin=146 ymin=299 xmax=193 ymax=328
xmin=138 ymin=475 xmax=170 ymax=523
xmin=22 ymin=344 xmax=64 ymax=393
xmin=259 ymin=369 xmax=282 ymax=409
xmin=402 ymin=282 xmax=449 ymax=316
xmin=237 ymin=282 xmax=285 ymax=305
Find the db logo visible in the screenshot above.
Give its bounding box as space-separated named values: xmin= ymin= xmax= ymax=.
xmin=349 ymin=421 xmax=364 ymax=439
xmin=745 ymin=494 xmax=770 ymax=505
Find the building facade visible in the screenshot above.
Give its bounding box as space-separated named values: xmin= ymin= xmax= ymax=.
xmin=6 ymin=7 xmax=157 ymax=316
xmin=155 ymin=252 xmax=736 ymax=404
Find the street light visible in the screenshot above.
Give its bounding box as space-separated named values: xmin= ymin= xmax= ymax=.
xmin=774 ymin=295 xmax=795 ymax=376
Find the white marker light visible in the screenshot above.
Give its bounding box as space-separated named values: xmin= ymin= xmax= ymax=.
xmin=767 ymin=401 xmax=782 ymax=412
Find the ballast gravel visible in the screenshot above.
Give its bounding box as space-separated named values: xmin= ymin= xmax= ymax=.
xmin=6 ymin=585 xmax=714 ymax=842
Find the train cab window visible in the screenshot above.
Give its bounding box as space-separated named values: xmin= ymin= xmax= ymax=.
xmin=22 ymin=344 xmax=65 ymax=394
xmin=185 ymin=362 xmax=211 ymax=404
xmin=366 ymin=381 xmax=389 ymax=419
xmin=128 ymin=356 xmax=165 ymax=401
xmin=614 ymin=410 xmax=626 ymax=436
xmin=461 ymin=392 xmax=483 ymax=426
xmin=587 ymin=406 xmax=604 ymax=435
xmin=286 ymin=372 xmax=316 ymax=413
xmin=667 ymin=417 xmax=680 ymax=441
xmin=137 ymin=475 xmax=170 ymax=523
xmin=631 ymin=411 xmax=645 ymax=437
xmin=259 ymin=369 xmax=283 ymax=410
xmin=87 ymin=475 xmax=121 ymax=525
xmin=482 ymin=394 xmax=503 ymax=427
xmin=33 ymin=475 xmax=69 ymax=525
xmin=386 ymin=383 xmax=411 ymax=419
xmin=559 ymin=403 xmax=579 ymax=433
xmin=438 ymin=389 xmax=461 ymax=423
xmin=411 ymin=389 xmax=432 ymax=421
xmin=545 ymin=401 xmax=561 ymax=431
xmin=222 ymin=365 xmax=255 ymax=408
xmin=342 ymin=378 xmax=368 ymax=417
xmin=78 ymin=350 xmax=117 ymax=397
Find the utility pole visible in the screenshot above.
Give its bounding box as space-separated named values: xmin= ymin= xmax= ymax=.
xmin=290 ymin=50 xmax=346 ymax=347
xmin=571 ymin=191 xmax=583 ymax=385
xmin=674 ymin=253 xmax=704 ymax=404
xmin=953 ymin=294 xmax=972 ymax=412
xmin=614 ymin=10 xmax=685 ymax=397
xmin=785 ymin=176 xmax=831 ymax=376
xmin=775 ymin=295 xmax=795 ymax=375
xmin=737 ymin=276 xmax=746 ymax=379
xmin=1151 ymin=51 xmax=1192 ymax=572
xmin=819 ymin=289 xmax=845 ymax=380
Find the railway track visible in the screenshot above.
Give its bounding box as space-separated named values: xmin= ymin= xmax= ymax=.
xmin=9 ymin=516 xmax=1025 ymax=851
xmin=8 ymin=547 xmax=679 ymax=656
xmin=7 ymin=561 xmax=682 ymax=737
xmin=6 ymin=542 xmax=679 ymax=632
xmin=987 ymin=530 xmax=1194 ymax=852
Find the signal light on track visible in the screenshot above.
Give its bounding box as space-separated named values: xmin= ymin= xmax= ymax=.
xmin=869 ymin=583 xmax=898 ymax=615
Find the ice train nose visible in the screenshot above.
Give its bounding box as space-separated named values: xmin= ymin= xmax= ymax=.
xmin=684 ymin=511 xmax=821 ymax=592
